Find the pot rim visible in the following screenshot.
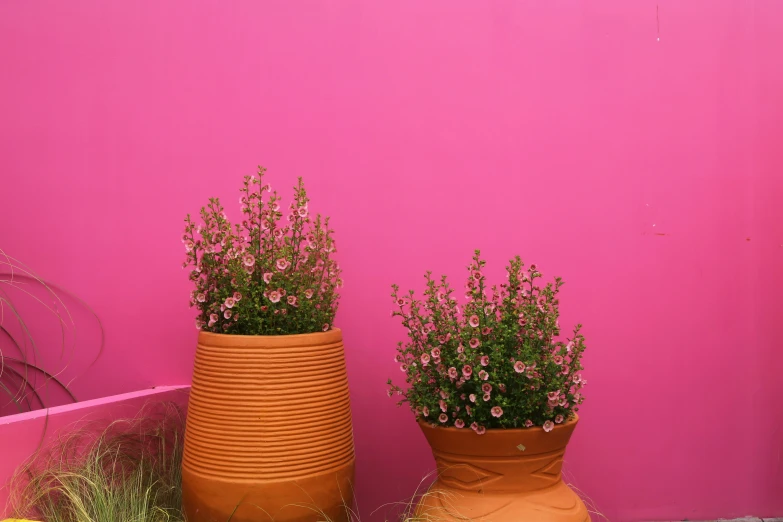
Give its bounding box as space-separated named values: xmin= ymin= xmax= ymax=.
xmin=417 ymin=413 xmax=578 ymax=435
xmin=198 ymin=326 xmax=342 ymax=341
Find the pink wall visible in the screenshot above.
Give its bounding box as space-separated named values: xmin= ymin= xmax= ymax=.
xmin=1 ymin=1 xmax=782 ymax=520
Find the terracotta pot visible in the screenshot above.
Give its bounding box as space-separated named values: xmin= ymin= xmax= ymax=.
xmin=416 ymin=416 xmax=589 ymax=522
xmin=182 ymin=328 xmax=355 ymax=522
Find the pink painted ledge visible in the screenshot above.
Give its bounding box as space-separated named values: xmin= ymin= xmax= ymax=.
xmin=0 ymin=385 xmax=191 ymax=517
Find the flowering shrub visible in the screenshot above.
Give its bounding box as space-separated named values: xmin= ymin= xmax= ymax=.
xmin=182 ymin=167 xmax=342 ymax=335
xmin=387 ymin=251 xmax=586 ymax=433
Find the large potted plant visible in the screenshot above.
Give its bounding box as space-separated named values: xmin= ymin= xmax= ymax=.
xmin=180 ymin=168 xmax=353 ymax=522
xmin=388 ymin=251 xmax=589 ymax=522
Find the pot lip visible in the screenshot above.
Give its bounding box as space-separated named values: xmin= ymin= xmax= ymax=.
xmin=198 ymin=327 xmax=342 ymax=341
xmin=417 ymin=413 xmax=578 ymax=435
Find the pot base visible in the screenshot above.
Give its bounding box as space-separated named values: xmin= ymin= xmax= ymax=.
xmin=416 ymin=480 xmax=589 ymax=521
xmin=182 ymin=462 xmax=354 ymax=522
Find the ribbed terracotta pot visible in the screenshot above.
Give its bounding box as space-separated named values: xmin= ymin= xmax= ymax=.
xmin=182 ymin=328 xmax=355 ymax=522
xmin=416 ymin=416 xmax=589 ymax=522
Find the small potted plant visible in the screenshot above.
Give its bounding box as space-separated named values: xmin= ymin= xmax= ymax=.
xmin=180 ymin=167 xmax=354 ymax=522
xmin=388 ymin=250 xmax=590 ymax=522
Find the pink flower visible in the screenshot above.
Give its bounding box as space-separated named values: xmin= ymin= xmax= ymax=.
xmin=457 ymin=344 xmax=465 ymax=354
xmin=431 ymin=347 xmax=441 ymax=358
xmin=224 ymin=297 xmax=235 ymax=308
xmin=439 ymin=413 xmax=448 ymax=423
xmin=462 ymin=365 xmax=473 ymax=379
xmin=498 ymin=383 xmax=506 ymax=393
xmin=482 ymin=393 xmax=491 ymax=402
xmin=276 ymin=258 xmax=290 ymax=271
xmin=242 ymin=253 xmax=255 ymax=267
xmin=566 ymin=341 xmax=574 ymax=353
xmin=482 ymin=383 xmax=492 ymax=394
xmin=470 ymin=422 xmax=479 ymax=431
xmin=543 ymin=420 xmax=554 ymax=432
xmin=478 ymin=370 xmax=489 ymax=381
xmin=554 ymin=355 xmax=564 ymax=365
xmin=469 ymin=394 xmax=476 ymax=403
xmin=448 ymin=367 xmax=458 ymax=379
xmin=476 ymin=425 xmax=486 ymax=435
xmin=322 ymin=323 xmax=330 ymax=332
xmin=547 ymin=391 xmax=560 ymax=400
xmin=491 ymin=406 xmax=503 ymax=418
xmin=223 ymin=310 xmax=232 ymax=319
xmin=455 ymin=419 xmax=465 ymax=429
xmin=469 ymin=338 xmax=480 ymax=349
xmin=572 ymin=374 xmax=582 ymax=384
xmin=555 ymin=415 xmax=564 ymax=424
xmin=480 ymin=355 xmax=489 ymax=366
xmin=400 ymin=364 xmax=408 ymax=372
xmin=561 ymin=365 xmax=570 ymax=375
xmin=524 ymin=420 xmax=533 ymax=428
xmin=197 ymin=293 xmax=206 ymax=303
xmin=305 ymin=289 xmax=314 ymax=299
xmin=422 ymin=407 xmax=430 ymax=417
xmin=469 ymin=315 xmax=480 ymax=328
xmin=481 ymin=327 xmax=491 ymax=336
xmin=268 ymin=290 xmax=281 ymax=303
xmin=195 ymin=320 xmax=204 ymax=329
xmin=286 ymin=295 xmax=298 ymax=307
xmin=233 ymin=292 xmax=242 ymax=301
xmin=440 ymin=390 xmax=449 ymax=399
xmin=514 ymin=361 xmax=526 ymax=373
xmin=263 ymin=272 xmax=273 ymax=284
xmin=559 ymin=398 xmax=569 ymax=407
xmin=529 ymin=263 xmax=538 ymax=272
xmin=297 ymin=206 xmax=308 ymax=218
xmin=439 ymin=400 xmax=448 ymax=412
xmin=421 ymin=353 xmax=431 ymax=366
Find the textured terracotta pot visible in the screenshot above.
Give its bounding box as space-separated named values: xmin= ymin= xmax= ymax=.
xmin=182 ymin=328 xmax=355 ymax=522
xmin=416 ymin=416 xmax=589 ymax=522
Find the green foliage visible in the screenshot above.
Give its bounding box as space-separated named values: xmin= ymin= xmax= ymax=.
xmin=183 ymin=167 xmax=342 ymax=336
xmin=388 ymin=250 xmax=587 ymax=432
xmin=11 ymin=405 xmax=184 ymax=522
